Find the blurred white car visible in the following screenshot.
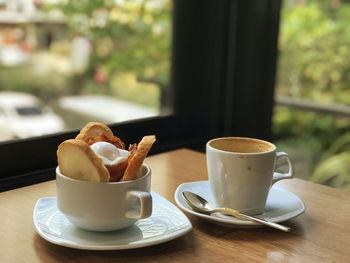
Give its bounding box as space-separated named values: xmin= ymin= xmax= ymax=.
xmin=0 ymin=92 xmax=65 ymax=140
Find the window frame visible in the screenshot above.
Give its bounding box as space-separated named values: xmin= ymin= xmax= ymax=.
xmin=0 ymin=0 xmax=281 ymax=192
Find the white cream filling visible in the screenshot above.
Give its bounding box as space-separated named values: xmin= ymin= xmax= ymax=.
xmin=90 ymin=141 xmax=130 ymax=166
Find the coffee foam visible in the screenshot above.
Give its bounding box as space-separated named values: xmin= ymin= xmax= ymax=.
xmin=209 ymin=138 xmax=275 ymax=153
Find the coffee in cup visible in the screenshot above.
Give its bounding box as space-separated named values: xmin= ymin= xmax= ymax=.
xmin=206 ymin=137 xmax=292 ymax=215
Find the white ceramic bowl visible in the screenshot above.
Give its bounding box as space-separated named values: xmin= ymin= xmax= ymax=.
xmin=56 ymin=164 xmax=152 ymax=231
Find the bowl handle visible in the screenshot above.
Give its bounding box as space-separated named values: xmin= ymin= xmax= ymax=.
xmin=125 ymin=191 xmax=152 ymax=219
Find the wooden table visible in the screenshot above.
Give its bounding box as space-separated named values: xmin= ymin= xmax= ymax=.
xmin=1 ymin=149 xmax=350 ymax=262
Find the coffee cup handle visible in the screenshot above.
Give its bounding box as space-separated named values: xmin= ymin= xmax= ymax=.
xmin=272 ymin=152 xmax=293 ymax=185
xmin=125 ymin=190 xmax=152 ymax=219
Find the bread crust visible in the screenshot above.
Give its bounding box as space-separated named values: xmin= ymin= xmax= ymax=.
xmin=122 ymin=135 xmax=156 ymax=181
xmin=57 ymin=139 xmax=110 ymax=182
xmin=76 ymin=122 xmax=114 ymax=142
xmin=58 ymin=122 xmax=155 ymax=182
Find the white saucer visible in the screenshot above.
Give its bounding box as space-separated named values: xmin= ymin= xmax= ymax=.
xmin=175 ymin=181 xmax=305 ymax=228
xmin=33 ymin=191 xmax=192 ymax=250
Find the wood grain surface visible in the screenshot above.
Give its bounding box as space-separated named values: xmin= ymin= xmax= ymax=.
xmin=1 ymin=149 xmax=350 ymax=262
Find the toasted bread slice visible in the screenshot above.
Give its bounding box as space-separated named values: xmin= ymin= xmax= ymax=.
xmin=76 ymin=122 xmax=114 ymax=142
xmin=121 ymin=135 xmax=156 ymax=181
xmin=57 ymin=139 xmax=110 ymax=182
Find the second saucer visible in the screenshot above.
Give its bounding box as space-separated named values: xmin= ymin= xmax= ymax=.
xmin=174 ymin=181 xmax=305 ymax=228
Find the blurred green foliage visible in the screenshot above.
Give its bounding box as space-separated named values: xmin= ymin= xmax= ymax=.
xmin=275 ymin=0 xmax=350 ymax=191
xmin=277 ymin=0 xmax=350 ymax=103
xmin=0 ymin=0 xmax=171 ymax=109
xmin=0 ymin=65 xmax=71 ymax=102
xmin=52 ymin=0 xmax=172 ymax=103
xmin=310 ymin=132 xmax=350 ymax=191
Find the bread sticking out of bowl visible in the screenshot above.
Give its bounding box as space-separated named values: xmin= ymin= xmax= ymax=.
xmin=122 ymin=135 xmax=156 ymax=181
xmin=76 ymin=121 xmax=125 ymax=150
xmin=57 ymin=139 xmax=110 ymax=182
xmin=75 ymin=122 xmax=114 ymax=141
xmin=57 ymin=122 xmax=156 ymax=182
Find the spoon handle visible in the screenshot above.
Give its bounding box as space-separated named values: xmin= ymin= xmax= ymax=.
xmin=214 ymin=207 xmax=242 ymax=219
xmin=240 ymin=214 xmax=291 ymax=232
xmin=214 ymin=208 xmax=291 ymax=232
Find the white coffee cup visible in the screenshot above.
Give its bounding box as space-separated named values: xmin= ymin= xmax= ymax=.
xmin=56 ymin=164 xmax=152 ymax=231
xmin=206 ymin=137 xmax=292 ymax=215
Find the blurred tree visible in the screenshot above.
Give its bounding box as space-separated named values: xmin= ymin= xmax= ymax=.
xmin=274 ymin=0 xmax=350 ymax=190
xmin=46 ymin=0 xmax=172 ymax=100
xmin=277 ymin=0 xmax=350 ymax=104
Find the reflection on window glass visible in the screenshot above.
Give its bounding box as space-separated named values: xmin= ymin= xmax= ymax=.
xmin=0 ymin=0 xmax=172 ymax=141
xmin=16 ymin=106 xmax=42 ymax=115
xmin=274 ymin=0 xmax=350 ymax=191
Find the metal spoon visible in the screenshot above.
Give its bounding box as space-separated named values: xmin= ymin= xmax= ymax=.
xmin=182 ymin=191 xmax=291 ymax=232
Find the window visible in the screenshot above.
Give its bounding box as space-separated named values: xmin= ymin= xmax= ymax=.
xmin=0 ymin=0 xmax=281 ymax=191
xmin=274 ymin=0 xmax=350 ymax=191
xmin=0 ymin=0 xmax=172 ymax=141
